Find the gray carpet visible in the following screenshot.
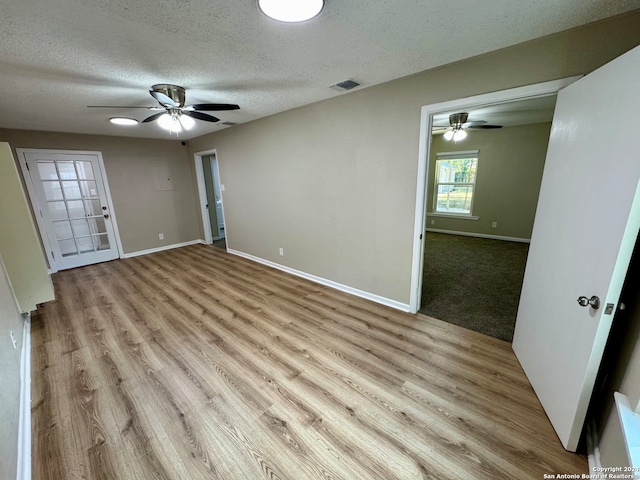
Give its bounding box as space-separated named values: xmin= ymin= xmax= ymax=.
xmin=420 ymin=232 xmax=529 ymax=342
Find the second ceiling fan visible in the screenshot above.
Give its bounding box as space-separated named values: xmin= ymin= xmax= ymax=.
xmin=434 ymin=112 xmax=503 ymax=142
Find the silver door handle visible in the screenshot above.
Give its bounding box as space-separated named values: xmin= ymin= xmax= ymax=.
xmin=577 ymin=295 xmax=600 ymax=310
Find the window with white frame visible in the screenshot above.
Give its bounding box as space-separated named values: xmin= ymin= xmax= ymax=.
xmin=434 ymin=150 xmax=479 ymax=215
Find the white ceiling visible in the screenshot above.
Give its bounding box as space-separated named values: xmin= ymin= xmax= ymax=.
xmin=0 ymin=1 xmax=637 ymax=140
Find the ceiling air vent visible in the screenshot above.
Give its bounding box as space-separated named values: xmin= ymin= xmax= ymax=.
xmin=329 ymin=79 xmax=360 ymax=92
xmin=221 ymin=121 xmax=237 ymax=126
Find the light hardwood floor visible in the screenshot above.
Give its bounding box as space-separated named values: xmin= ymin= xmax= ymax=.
xmin=31 ymin=244 xmax=587 ymax=479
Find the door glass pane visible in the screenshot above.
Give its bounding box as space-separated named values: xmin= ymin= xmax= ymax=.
xmin=76 ymin=161 xmax=95 ymax=180
xmin=85 ymin=199 xmax=102 ymax=216
xmin=67 ymin=200 xmax=86 ymax=219
xmin=59 ymin=239 xmax=78 ymax=256
xmin=80 ymin=181 xmax=98 ymax=198
xmin=37 ymin=162 xmax=58 ymax=180
xmin=62 ymin=181 xmax=82 ymax=199
xmin=57 ymin=162 xmax=77 ymax=179
xmin=43 ymin=181 xmax=63 ymax=201
xmin=87 ymin=217 xmax=107 ymax=234
xmin=76 ymin=236 xmax=95 ymax=253
xmin=71 ymin=219 xmax=91 ymax=237
xmin=48 ymin=201 xmax=69 ymax=221
xmin=95 ymin=234 xmax=110 ymax=250
xmin=54 ymin=221 xmax=73 ymax=240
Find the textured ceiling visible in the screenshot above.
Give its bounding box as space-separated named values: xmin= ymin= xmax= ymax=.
xmin=0 ymin=1 xmax=638 ymax=140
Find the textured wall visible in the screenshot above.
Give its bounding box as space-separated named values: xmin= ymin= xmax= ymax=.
xmin=427 ymin=123 xmax=551 ymax=239
xmin=0 ymin=131 xmax=199 ymax=255
xmin=187 ymin=12 xmax=640 ymax=305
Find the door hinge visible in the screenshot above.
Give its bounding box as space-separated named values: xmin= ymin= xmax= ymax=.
xmin=25 ymin=162 xmax=30 ymax=171
xmin=51 ymin=251 xmax=55 ymax=259
xmin=420 ymin=233 xmax=423 ymax=240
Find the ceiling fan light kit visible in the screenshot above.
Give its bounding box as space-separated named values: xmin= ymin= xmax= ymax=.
xmin=157 ymin=112 xmax=195 ymax=133
xmin=258 ymin=0 xmax=324 ymax=22
xmin=444 ymin=112 xmax=468 ymax=142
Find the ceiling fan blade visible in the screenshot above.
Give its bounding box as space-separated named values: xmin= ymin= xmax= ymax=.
xmin=468 ymin=124 xmax=503 ymax=129
xmin=464 ymin=120 xmax=487 ymax=126
xmin=185 ymin=103 xmax=240 ymax=111
xmin=183 ymin=110 xmax=220 ymax=123
xmin=149 ymin=90 xmax=177 ymax=107
xmin=142 ymin=112 xmax=167 ymax=123
xmin=87 ymin=105 xmax=163 ymax=109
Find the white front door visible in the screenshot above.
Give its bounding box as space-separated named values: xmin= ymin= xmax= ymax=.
xmin=513 ymin=45 xmax=640 ymax=451
xmin=19 ymin=150 xmax=121 ymax=271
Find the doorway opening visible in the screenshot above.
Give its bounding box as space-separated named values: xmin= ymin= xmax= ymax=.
xmin=194 ymin=149 xmax=227 ymax=249
xmin=420 ymin=96 xmax=556 ymax=341
xmin=409 ymin=78 xmax=580 ymax=320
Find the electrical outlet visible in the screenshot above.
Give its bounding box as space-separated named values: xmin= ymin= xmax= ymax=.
xmin=491 ymin=221 xmax=498 ymax=228
xmin=159 ymin=233 xmax=164 ymax=240
xmin=430 ymin=219 xmax=435 ymax=225
xmin=279 ymin=247 xmax=284 ymax=256
xmin=220 ymin=184 xmax=225 ymax=192
xmin=10 ymin=331 xmax=17 ymax=349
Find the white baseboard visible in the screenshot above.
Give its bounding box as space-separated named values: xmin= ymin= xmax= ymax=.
xmin=227 ymin=249 xmax=411 ymax=313
xmin=426 ymin=228 xmax=531 ymax=243
xmin=122 ymin=239 xmax=204 ymax=259
xmin=16 ymin=314 xmax=31 ymax=480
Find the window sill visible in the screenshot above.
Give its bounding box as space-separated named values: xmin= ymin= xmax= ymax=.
xmin=427 ymin=212 xmax=480 ymax=221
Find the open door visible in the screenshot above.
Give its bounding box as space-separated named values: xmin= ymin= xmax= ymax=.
xmin=513 ymin=45 xmax=640 ymax=451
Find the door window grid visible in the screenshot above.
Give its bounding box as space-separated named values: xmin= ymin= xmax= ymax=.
xmin=37 ymin=160 xmax=110 ymax=257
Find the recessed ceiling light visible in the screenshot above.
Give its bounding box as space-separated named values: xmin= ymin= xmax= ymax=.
xmin=258 ymin=0 xmax=324 ymax=22
xmin=109 ymin=117 xmax=138 ymax=126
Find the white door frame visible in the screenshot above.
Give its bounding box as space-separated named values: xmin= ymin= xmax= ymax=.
xmin=194 ymin=149 xmax=228 ymax=245
xmin=408 ymin=76 xmax=581 ymax=313
xmin=16 ymin=148 xmax=123 ymax=273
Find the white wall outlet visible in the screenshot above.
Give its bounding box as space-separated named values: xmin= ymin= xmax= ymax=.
xmin=10 ymin=331 xmax=17 ymax=349
xmin=491 ymin=221 xmax=498 ymax=228
xmin=159 ymin=233 xmax=164 ymax=240
xmin=430 ymin=219 xmax=435 ymax=225
xmin=279 ymin=247 xmax=284 ymax=256
xmin=220 ymin=184 xmax=225 ymax=192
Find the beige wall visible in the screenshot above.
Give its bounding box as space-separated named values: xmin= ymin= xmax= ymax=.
xmin=0 ymin=142 xmax=54 ymax=312
xmin=188 ymin=12 xmax=640 ymax=305
xmin=0 ymin=254 xmax=24 ymax=480
xmin=0 ymin=129 xmax=200 ymax=255
xmin=427 ymin=123 xmax=551 ymax=239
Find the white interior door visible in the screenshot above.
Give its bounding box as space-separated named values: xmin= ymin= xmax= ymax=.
xmin=19 ymin=150 xmax=120 ymax=271
xmin=513 ymin=45 xmax=640 ymax=451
